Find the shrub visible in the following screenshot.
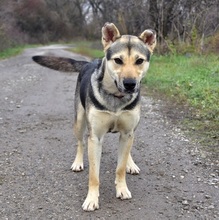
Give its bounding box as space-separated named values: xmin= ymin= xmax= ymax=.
xmin=0 ymin=24 xmax=11 ymax=52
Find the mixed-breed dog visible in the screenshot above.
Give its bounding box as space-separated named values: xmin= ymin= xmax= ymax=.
xmin=32 ymin=22 xmax=156 ymax=211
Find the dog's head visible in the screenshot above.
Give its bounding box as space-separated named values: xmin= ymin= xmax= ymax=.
xmin=102 ymin=23 xmax=156 ymax=94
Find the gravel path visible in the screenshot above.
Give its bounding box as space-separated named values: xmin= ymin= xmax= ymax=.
xmin=0 ymin=46 xmax=218 ymax=219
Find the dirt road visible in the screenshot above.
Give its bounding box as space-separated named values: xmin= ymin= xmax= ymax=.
xmin=0 ymin=46 xmax=218 ymax=219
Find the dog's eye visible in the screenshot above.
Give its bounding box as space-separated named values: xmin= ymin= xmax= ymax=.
xmin=114 ymin=58 xmax=123 ymax=65
xmin=135 ymin=58 xmax=144 ymax=65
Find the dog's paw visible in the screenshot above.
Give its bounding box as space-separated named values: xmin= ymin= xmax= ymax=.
xmin=126 ymin=161 xmax=140 ymax=175
xmin=82 ymin=195 xmax=99 ymax=211
xmin=71 ymin=161 xmax=84 ymax=172
xmin=116 ymin=186 xmax=132 ymax=200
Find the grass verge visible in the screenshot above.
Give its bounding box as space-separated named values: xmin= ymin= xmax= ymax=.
xmin=68 ymin=41 xmax=104 ymax=58
xmin=145 ymin=54 xmax=219 ymax=156
xmin=0 ymin=44 xmax=41 ymax=60
xmin=0 ymin=46 xmax=24 ymax=59
xmin=145 ymin=55 xmax=219 ymax=119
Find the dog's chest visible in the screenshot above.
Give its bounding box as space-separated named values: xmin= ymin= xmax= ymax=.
xmin=88 ymin=106 xmax=140 ymax=135
xmin=109 ymin=111 xmax=139 ymax=133
xmin=105 ymin=109 xmax=140 ymax=134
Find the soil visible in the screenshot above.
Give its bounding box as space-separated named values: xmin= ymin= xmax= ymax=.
xmin=0 ymin=46 xmax=218 ymax=220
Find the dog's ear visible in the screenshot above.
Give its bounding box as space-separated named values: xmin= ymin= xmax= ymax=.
xmin=102 ymin=22 xmax=120 ymax=50
xmin=139 ymin=30 xmax=157 ymax=53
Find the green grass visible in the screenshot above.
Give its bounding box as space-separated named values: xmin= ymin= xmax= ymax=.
xmin=69 ymin=41 xmax=104 ymax=58
xmin=145 ymin=55 xmax=219 ymax=120
xmin=145 ymin=54 xmax=219 ymax=153
xmin=0 ymin=44 xmax=42 ymax=60
xmin=0 ymin=46 xmax=25 ymax=59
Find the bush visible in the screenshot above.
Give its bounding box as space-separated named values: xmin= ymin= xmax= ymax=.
xmin=14 ymin=0 xmax=71 ymax=44
xmin=0 ymin=25 xmax=11 ymax=52
xmin=205 ymin=31 xmax=219 ymax=54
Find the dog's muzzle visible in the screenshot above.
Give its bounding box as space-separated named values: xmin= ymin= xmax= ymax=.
xmin=123 ymin=78 xmax=137 ymax=93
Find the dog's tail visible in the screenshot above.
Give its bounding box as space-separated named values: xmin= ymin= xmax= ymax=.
xmin=32 ymin=56 xmax=89 ymax=73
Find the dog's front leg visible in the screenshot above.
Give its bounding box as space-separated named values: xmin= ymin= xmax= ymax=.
xmin=126 ymin=153 xmax=140 ymax=174
xmin=82 ymin=134 xmax=102 ymax=211
xmin=115 ymin=132 xmax=133 ymax=199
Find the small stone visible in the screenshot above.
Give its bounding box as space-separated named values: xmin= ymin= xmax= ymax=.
xmin=205 ymin=195 xmax=211 ymax=199
xmin=18 ymin=129 xmax=27 ymax=133
xmin=183 ymin=206 xmax=189 ymax=210
xmin=190 ymin=151 xmax=196 ymax=156
xmin=207 ymin=205 xmax=215 ymax=209
xmin=182 ymin=200 xmax=189 ymax=205
xmin=183 ymin=169 xmax=188 ymax=173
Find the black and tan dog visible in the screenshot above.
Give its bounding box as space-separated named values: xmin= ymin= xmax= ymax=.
xmin=32 ymin=23 xmax=156 ymax=211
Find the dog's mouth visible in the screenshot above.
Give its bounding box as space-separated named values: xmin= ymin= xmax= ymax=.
xmin=114 ymin=92 xmax=125 ymax=98
xmin=114 ymin=79 xmax=138 ymax=97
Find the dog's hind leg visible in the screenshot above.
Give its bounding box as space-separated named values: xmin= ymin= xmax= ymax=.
xmin=71 ymin=103 xmax=86 ymax=172
xmin=126 ymin=154 xmax=140 ymax=174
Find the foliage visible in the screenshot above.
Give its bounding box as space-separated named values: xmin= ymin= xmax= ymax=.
xmin=205 ymin=31 xmax=219 ymax=54
xmin=0 ymin=0 xmax=218 ymax=54
xmin=14 ymin=0 xmax=71 ymax=43
xmin=0 ymin=24 xmax=14 ymax=52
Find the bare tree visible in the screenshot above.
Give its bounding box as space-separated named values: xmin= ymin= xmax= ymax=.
xmin=0 ymin=0 xmax=218 ymax=53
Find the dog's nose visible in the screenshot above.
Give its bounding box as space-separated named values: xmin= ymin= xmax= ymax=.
xmin=123 ymin=78 xmax=136 ymax=92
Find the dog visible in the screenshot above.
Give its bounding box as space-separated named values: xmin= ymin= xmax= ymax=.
xmin=32 ymin=22 xmax=156 ymax=211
